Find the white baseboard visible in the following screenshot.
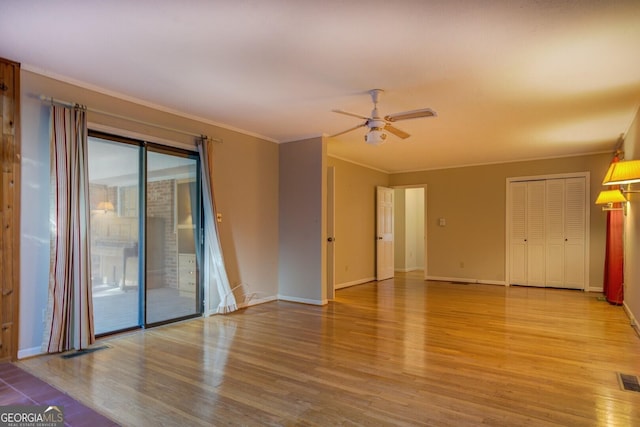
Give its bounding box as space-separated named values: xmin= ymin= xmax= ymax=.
xmin=623 ymin=301 xmax=638 ymax=327
xmin=335 ymin=277 xmax=376 ymax=290
xmin=394 ymin=267 xmax=422 ymax=273
xmin=278 ymin=295 xmax=326 ymax=306
xmin=427 ymin=276 xmax=505 ymax=286
xmin=238 ymin=295 xmax=277 ymax=309
xmin=205 ymin=295 xmax=278 ymax=315
xmin=588 ymin=286 xmax=604 ymax=293
xmin=18 ymin=346 xmax=44 ymax=360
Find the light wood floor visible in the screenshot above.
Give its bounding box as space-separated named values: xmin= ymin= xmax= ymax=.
xmin=18 ymin=273 xmax=640 ymax=426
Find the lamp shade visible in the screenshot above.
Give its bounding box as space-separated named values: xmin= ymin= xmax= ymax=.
xmin=595 ymin=189 xmax=627 ymax=205
xmin=97 ymin=201 xmax=114 ymax=211
xmin=602 ymin=159 xmax=640 ymax=186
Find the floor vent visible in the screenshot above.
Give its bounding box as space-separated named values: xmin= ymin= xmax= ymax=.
xmin=596 ymin=296 xmax=607 ymax=301
xmin=61 ymin=345 xmax=110 ymax=359
xmin=618 ymin=373 xmax=640 ymax=392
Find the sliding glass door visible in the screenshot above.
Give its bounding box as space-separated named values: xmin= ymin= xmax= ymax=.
xmin=146 ymin=148 xmax=201 ymax=325
xmin=88 ymin=136 xmax=142 ymax=335
xmin=88 ymin=132 xmax=201 ymax=335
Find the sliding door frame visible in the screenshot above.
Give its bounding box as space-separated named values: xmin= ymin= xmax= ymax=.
xmin=89 ymin=130 xmax=203 ymax=336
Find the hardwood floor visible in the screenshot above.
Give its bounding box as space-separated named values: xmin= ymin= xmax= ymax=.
xmin=17 ymin=273 xmax=640 ymax=426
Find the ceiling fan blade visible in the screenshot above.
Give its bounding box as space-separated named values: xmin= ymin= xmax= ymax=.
xmin=384 ymin=124 xmax=410 ymax=139
xmin=332 ymin=109 xmax=370 ymax=121
xmin=329 ymin=122 xmax=367 ymax=138
xmin=385 ymin=108 xmax=436 ymax=122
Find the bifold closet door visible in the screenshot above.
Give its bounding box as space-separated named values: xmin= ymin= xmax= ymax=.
xmin=509 ymin=182 xmax=527 ymax=285
xmin=544 ymin=178 xmax=585 ymax=289
xmin=561 ymin=177 xmax=586 ymax=289
xmin=510 ymin=177 xmax=585 ymax=289
xmin=509 ymin=180 xmax=545 ymax=287
xmin=545 ymin=179 xmax=566 ymax=287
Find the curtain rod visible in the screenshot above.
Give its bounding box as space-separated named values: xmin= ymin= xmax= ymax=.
xmin=39 ymin=95 xmax=222 ymax=143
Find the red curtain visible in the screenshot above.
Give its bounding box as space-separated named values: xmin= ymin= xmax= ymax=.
xmin=603 ymin=157 xmax=624 ymax=305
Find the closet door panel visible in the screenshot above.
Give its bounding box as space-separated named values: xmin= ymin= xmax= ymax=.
xmin=526 ymin=181 xmax=545 ymax=287
xmin=509 ymin=182 xmax=527 ymax=285
xmin=545 ymin=179 xmax=565 ymax=286
xmin=563 ymin=177 xmax=586 ymax=289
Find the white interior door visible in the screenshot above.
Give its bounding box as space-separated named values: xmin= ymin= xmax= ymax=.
xmin=376 ymin=186 xmax=394 ymax=280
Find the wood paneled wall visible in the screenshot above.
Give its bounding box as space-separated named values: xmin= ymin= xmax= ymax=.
xmin=0 ymin=57 xmax=20 ymax=361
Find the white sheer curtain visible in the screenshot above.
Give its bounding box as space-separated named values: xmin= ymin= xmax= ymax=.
xmin=43 ymin=104 xmax=95 ymax=352
xmin=197 ymin=138 xmax=238 ymax=314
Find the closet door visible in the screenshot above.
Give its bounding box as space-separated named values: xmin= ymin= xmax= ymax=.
xmin=544 ymin=177 xmax=586 ymax=289
xmin=525 ymin=181 xmax=546 ymax=287
xmin=545 ymin=179 xmax=565 ymax=287
xmin=509 ymin=180 xmax=545 ymax=286
xmin=509 ymin=182 xmax=527 ymax=285
xmin=563 ymin=177 xmax=586 ymax=289
xmin=509 ymin=176 xmax=586 ymax=290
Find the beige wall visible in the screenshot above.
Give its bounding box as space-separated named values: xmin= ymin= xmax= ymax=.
xmin=390 ymin=154 xmax=611 ymax=287
xmin=19 ymin=70 xmax=280 ymax=356
xmin=328 ymin=153 xmax=611 ymax=288
xmin=326 ymin=156 xmax=389 ymax=287
xmin=279 ymin=137 xmax=327 ymax=303
xmin=623 ymin=107 xmax=640 ymax=326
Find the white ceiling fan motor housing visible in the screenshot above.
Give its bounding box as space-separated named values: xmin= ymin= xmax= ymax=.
xmin=365 ymin=128 xmax=387 ymax=145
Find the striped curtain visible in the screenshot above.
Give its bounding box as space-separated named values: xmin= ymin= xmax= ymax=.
xmin=197 ymin=138 xmax=238 ymax=314
xmin=43 ymin=104 xmax=95 ymax=352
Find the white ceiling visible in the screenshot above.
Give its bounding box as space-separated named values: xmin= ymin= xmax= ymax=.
xmin=2 ymin=0 xmax=640 ymax=173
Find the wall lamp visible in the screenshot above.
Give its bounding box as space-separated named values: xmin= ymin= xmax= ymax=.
xmin=602 ymin=159 xmax=640 ymax=187
xmin=599 ymin=159 xmax=640 ymax=215
xmin=595 ymin=189 xmax=627 ymax=213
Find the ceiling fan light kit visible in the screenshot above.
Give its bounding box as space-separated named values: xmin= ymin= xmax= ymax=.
xmin=365 ymin=128 xmax=387 ymax=145
xmin=331 ymin=89 xmax=436 ymax=145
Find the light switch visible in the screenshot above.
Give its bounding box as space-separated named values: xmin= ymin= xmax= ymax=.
xmin=438 ymin=217 xmax=446 ymax=226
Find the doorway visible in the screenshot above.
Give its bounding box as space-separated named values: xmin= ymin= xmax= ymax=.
xmin=393 ymin=186 xmax=427 ymax=279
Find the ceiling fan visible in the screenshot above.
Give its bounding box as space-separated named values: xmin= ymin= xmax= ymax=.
xmin=330 ymin=89 xmax=437 ymax=145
